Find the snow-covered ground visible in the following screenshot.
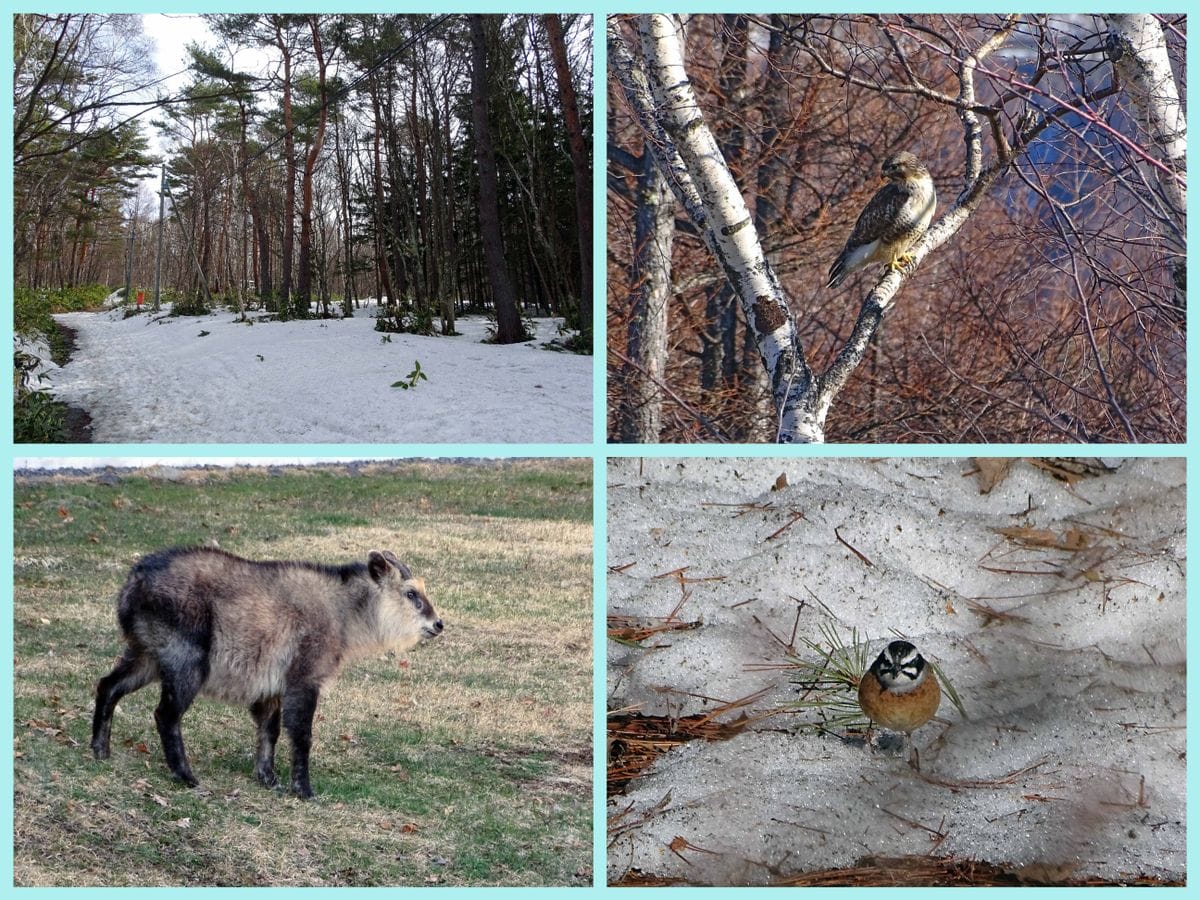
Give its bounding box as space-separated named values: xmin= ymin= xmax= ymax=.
xmin=608 ymin=457 xmax=1185 ymax=885
xmin=14 ymin=333 xmax=55 ymax=397
xmin=38 ymin=302 xmax=591 ymax=443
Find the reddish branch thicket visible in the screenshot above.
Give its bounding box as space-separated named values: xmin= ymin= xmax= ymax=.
xmin=608 ymin=14 xmax=1186 ymax=443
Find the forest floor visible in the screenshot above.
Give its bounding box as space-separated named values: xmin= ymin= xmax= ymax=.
xmin=37 ymin=302 xmax=591 ymax=443
xmin=607 ymin=457 xmax=1185 ymax=886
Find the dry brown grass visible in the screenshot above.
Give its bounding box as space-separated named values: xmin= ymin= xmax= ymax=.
xmin=14 ymin=462 xmax=593 ymax=887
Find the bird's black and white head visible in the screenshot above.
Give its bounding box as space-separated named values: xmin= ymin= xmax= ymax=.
xmin=869 ymin=640 xmax=929 ymax=693
xmin=881 ymin=151 xmax=928 ymax=183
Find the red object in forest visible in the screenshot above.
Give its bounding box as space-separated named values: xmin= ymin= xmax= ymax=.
xmin=136 ymin=291 xmax=144 ymax=306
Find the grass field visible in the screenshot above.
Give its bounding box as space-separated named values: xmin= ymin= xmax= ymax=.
xmin=13 ymin=459 xmax=593 ymax=886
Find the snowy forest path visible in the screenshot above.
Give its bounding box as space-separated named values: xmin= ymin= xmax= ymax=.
xmin=45 ymin=308 xmax=591 ymax=443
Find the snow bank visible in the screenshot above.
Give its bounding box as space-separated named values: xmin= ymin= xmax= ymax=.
xmin=607 ymin=457 xmax=1185 ymax=885
xmin=14 ymin=334 xmax=59 ymax=398
xmin=44 ymin=303 xmax=591 ymax=443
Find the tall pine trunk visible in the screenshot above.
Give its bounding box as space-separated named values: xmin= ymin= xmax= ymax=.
xmin=469 ymin=14 xmax=524 ymax=344
xmin=542 ymin=14 xmax=592 ymax=341
xmin=236 ymin=99 xmax=272 ymax=303
xmin=274 ymin=19 xmax=295 ymax=313
xmin=295 ymin=14 xmax=330 ymax=318
xmin=369 ymin=76 xmax=396 ymax=306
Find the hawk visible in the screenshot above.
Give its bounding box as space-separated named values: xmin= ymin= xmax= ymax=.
xmin=826 ymin=151 xmax=936 ymax=290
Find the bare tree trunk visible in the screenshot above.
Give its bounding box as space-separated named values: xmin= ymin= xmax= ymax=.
xmin=702 ymin=15 xmax=748 ymax=432
xmin=470 ymin=14 xmax=525 ymax=344
xmin=368 ymin=76 xmax=396 ymax=306
xmin=542 ymin=14 xmax=592 ymax=340
xmin=234 ymin=99 xmax=272 ymax=305
xmin=442 ymin=81 xmax=461 ymax=320
xmin=296 ymin=14 xmax=330 ymax=318
xmin=618 ymin=151 xmax=673 ymax=442
xmin=273 ymin=18 xmax=296 ymax=313
xmin=331 ymin=106 xmax=355 ymax=317
xmin=1105 ymin=14 xmax=1187 ymax=312
xmin=610 ymin=15 xmax=817 ymax=440
xmin=420 ymin=59 xmax=456 ymax=335
xmin=407 ymin=59 xmax=434 ymax=333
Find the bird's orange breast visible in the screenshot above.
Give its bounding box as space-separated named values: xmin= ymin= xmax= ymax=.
xmin=857 ymin=670 xmax=941 ymax=734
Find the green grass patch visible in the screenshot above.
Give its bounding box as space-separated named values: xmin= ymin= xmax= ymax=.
xmin=13 ymin=460 xmax=593 ymax=887
xmin=14 ymin=283 xmax=113 ymax=343
xmin=15 ymin=283 xmax=113 ymax=444
xmin=14 ymin=389 xmax=71 ymax=443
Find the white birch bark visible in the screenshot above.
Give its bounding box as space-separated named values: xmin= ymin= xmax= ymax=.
xmin=1104 ymin=14 xmax=1186 ymax=308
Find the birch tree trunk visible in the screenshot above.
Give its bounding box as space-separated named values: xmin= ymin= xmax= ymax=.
xmin=1104 ymin=14 xmax=1187 ymax=311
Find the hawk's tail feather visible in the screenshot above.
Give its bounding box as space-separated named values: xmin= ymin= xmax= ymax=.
xmin=827 ymin=254 xmax=849 ymax=290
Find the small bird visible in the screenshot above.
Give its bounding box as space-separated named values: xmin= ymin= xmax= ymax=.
xmin=857 ymin=639 xmax=941 ymax=770
xmin=827 ymin=151 xmax=936 ymax=290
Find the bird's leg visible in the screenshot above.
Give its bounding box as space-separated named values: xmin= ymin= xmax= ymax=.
xmin=888 ymin=252 xmax=917 ymax=275
xmin=905 ymin=734 xmax=921 ymax=772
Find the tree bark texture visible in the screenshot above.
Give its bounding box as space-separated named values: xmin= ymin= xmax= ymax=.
xmin=296 ymin=15 xmax=330 ymax=316
xmin=470 ymin=14 xmax=525 ymax=344
xmin=274 ymin=19 xmax=296 ymax=312
xmin=619 ymin=149 xmax=673 ymax=442
xmin=1105 ymin=13 xmax=1187 ymax=311
xmin=543 ymin=14 xmax=593 ymax=339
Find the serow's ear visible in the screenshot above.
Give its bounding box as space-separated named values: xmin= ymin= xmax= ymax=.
xmin=367 ymin=550 xmax=391 ymax=582
xmin=387 ymin=552 xmax=413 ymax=581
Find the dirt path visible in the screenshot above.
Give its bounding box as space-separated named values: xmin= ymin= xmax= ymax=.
xmin=50 ymin=321 xmax=94 ymax=443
